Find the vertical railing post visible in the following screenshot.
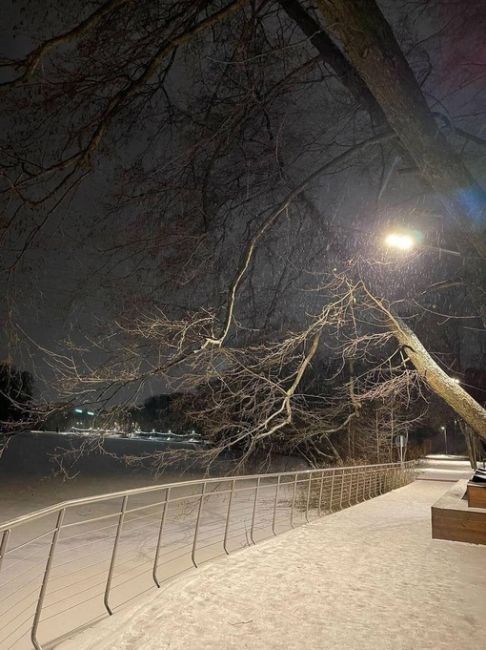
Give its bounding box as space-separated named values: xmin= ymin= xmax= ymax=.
xmin=329 ymin=470 xmax=336 ymax=512
xmin=317 ymin=471 xmax=325 ymax=517
xmin=272 ymin=475 xmax=281 ymax=535
xmin=31 ymin=508 xmax=65 ymax=650
xmin=104 ymin=495 xmax=128 ymax=616
xmin=153 ymin=487 xmax=170 ymax=587
xmin=305 ymin=475 xmax=312 ymax=522
xmin=191 ymin=482 xmax=206 ymax=567
xmin=290 ymin=473 xmax=298 ymax=528
xmin=250 ymin=477 xmax=261 ymax=544
xmin=339 ymin=468 xmax=345 ymax=510
xmin=0 ymin=529 xmax=10 ymax=575
xmin=348 ymin=469 xmax=354 ymax=507
xmin=223 ymin=479 xmax=236 ymax=554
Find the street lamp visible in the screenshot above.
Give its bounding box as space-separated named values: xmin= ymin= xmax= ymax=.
xmin=440 ymin=425 xmax=448 ymax=455
xmin=383 ymin=230 xmax=461 ymax=257
xmin=384 ymin=232 xmax=415 ymax=252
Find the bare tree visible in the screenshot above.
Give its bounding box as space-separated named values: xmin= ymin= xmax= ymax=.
xmin=1 ymin=0 xmax=486 ymax=463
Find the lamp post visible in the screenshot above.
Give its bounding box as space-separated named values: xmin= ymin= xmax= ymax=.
xmin=440 ymin=425 xmax=448 ymax=455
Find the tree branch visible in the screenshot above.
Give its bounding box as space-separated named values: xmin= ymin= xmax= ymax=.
xmin=1 ymin=0 xmax=131 ymax=88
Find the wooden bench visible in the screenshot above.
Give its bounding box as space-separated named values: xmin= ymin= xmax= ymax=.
xmin=431 ymin=479 xmax=486 ymax=545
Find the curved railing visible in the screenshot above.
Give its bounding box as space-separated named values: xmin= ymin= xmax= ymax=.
xmin=0 ymin=461 xmax=415 ymax=649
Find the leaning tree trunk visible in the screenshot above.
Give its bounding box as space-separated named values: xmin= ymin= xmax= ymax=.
xmin=362 ymin=282 xmax=486 ymax=440
xmin=385 ymin=312 xmax=486 ymax=442
xmin=315 ymin=0 xmax=486 ymax=258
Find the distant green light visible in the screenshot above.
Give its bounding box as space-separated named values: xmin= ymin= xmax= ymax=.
xmin=87 ymin=411 xmax=95 ymax=416
xmin=74 ymin=408 xmax=83 ymax=414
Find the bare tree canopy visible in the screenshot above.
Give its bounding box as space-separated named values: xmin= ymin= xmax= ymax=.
xmin=1 ymin=0 xmax=486 ymax=463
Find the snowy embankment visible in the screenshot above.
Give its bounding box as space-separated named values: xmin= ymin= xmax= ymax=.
xmin=63 ymin=479 xmax=486 ymax=650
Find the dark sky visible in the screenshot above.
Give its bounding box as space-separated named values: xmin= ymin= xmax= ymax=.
xmin=1 ymin=0 xmax=486 ymax=401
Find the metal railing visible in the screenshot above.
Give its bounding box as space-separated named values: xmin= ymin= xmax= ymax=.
xmin=0 ymin=461 xmax=415 ymax=649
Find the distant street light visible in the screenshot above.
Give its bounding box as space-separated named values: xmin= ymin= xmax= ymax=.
xmin=440 ymin=425 xmax=448 ymax=455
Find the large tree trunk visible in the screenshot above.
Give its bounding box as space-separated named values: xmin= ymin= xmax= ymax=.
xmin=461 ymin=422 xmax=479 ymax=469
xmin=278 ymin=0 xmax=385 ymax=125
xmin=315 ymin=0 xmax=486 ymax=257
xmin=387 ymin=312 xmax=486 ymax=441
xmin=362 ymin=282 xmax=486 ymax=440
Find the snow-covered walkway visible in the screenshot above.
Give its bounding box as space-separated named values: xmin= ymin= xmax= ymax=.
xmin=64 ymin=479 xmax=486 ymax=650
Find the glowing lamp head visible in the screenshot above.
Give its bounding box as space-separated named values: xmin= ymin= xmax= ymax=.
xmin=384 ymin=232 xmax=415 ymax=252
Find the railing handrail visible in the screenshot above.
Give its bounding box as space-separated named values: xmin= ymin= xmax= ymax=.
xmin=0 ymin=460 xmax=414 ymax=533
xmin=0 ymin=460 xmax=416 ymax=649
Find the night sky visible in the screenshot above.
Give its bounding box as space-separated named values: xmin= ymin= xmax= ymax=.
xmin=1 ymin=0 xmax=486 ymax=404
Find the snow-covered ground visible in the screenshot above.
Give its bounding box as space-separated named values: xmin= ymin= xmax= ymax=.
xmin=415 ymin=456 xmax=474 ymax=482
xmin=0 ymin=457 xmax=477 ymax=649
xmin=0 ymin=469 xmax=310 ymax=649
xmin=61 ymin=479 xmax=486 ymax=650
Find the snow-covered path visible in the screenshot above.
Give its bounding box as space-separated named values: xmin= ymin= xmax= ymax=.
xmin=416 ymin=456 xmax=474 ymax=482
xmin=64 ymin=480 xmax=486 ymax=650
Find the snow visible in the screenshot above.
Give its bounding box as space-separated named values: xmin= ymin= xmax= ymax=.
xmin=61 ymin=478 xmax=486 ymax=650
xmin=415 ymin=457 xmax=475 ymax=482
xmin=0 ymin=469 xmax=301 ymax=648
xmin=0 ymin=433 xmax=310 ymax=649
xmin=0 ymin=470 xmax=199 ymax=521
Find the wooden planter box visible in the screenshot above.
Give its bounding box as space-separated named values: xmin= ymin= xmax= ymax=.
xmin=431 ymin=480 xmax=486 ymax=546
xmin=467 ymin=481 xmax=486 ymax=509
